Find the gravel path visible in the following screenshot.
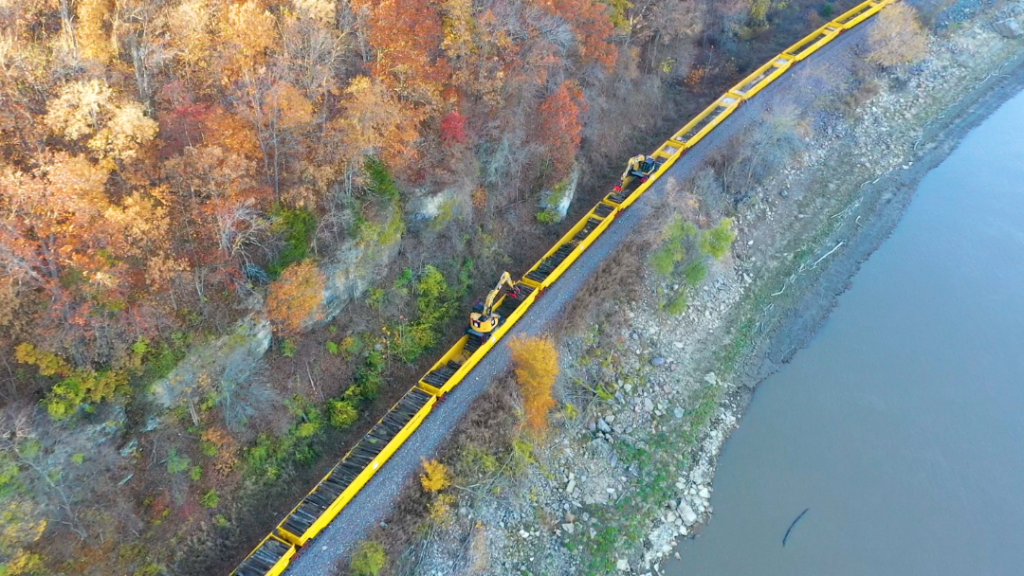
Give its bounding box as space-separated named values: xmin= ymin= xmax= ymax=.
xmin=283 ymin=26 xmax=871 ymax=576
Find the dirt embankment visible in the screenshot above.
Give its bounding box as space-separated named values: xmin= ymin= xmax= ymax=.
xmin=363 ymin=3 xmax=1024 ymax=576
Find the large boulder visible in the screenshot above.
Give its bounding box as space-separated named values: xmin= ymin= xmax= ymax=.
xmin=319 ymin=231 xmax=401 ymax=323
xmin=405 ymin=182 xmax=471 ymax=232
xmin=152 ymin=314 xmax=272 ymax=410
xmin=993 ymin=18 xmax=1023 ymax=39
xmin=539 ymin=165 xmax=581 ymax=223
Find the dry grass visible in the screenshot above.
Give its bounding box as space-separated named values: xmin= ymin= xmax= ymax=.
xmin=868 ymin=3 xmax=929 ymax=67
xmin=556 ymin=234 xmax=652 ymax=339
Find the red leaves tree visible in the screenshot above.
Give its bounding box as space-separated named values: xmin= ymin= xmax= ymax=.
xmin=440 ymin=110 xmax=468 ymax=144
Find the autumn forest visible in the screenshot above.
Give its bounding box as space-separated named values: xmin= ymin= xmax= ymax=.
xmin=0 ymin=0 xmax=837 ymax=574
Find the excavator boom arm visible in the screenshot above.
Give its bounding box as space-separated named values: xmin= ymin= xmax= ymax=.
xmin=480 ymin=272 xmax=515 ymax=317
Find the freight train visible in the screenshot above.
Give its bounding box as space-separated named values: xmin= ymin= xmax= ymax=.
xmin=230 ymin=1 xmax=897 ymax=573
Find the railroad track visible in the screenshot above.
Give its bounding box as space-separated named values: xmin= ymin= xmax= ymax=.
xmin=230 ymin=1 xmax=899 ymax=573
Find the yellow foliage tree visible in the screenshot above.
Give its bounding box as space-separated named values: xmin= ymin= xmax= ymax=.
xmin=44 ymin=80 xmax=157 ymax=162
xmin=868 ymin=4 xmax=928 ymax=67
xmin=266 ymin=261 xmax=326 ymax=335
xmin=508 ymin=335 xmax=560 ymax=435
xmin=336 ymin=76 xmax=417 ymax=168
xmin=217 ymin=0 xmax=279 ymax=82
xmin=167 ymin=0 xmax=215 ymax=80
xmin=420 ymin=458 xmax=451 ymax=493
xmin=76 ymin=0 xmax=115 ymax=63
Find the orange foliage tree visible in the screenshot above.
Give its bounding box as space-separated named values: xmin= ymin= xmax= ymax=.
xmin=536 ymin=81 xmax=586 ymax=182
xmin=531 ymin=0 xmax=618 ymax=71
xmin=353 ymin=0 xmax=449 ymax=106
xmin=508 ymin=335 xmax=560 ymax=435
xmin=266 ymin=260 xmax=326 ymax=335
xmin=0 ymin=153 xmax=173 ymax=363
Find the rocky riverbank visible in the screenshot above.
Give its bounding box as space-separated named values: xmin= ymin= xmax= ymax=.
xmin=370 ymin=3 xmax=1024 ymax=575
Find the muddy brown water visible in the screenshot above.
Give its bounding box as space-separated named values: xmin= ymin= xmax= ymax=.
xmin=666 ymin=91 xmax=1024 ymax=575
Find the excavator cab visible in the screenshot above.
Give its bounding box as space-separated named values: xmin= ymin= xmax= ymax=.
xmin=468 ymin=271 xmax=522 ymax=336
xmin=613 ymin=154 xmax=659 ymax=192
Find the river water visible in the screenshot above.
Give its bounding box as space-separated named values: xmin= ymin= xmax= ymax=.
xmin=666 ymin=90 xmax=1024 ymax=575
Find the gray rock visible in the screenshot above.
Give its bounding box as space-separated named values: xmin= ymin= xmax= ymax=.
xmin=562 ymin=523 xmax=575 ymax=534
xmin=566 ymin=479 xmax=576 ymax=494
xmin=407 ymin=186 xmax=460 ymax=223
xmin=141 ymin=414 xmax=161 ymax=433
xmin=680 ymin=503 xmax=698 ymax=526
xmin=119 ymin=438 xmax=139 ymax=457
xmin=699 ymin=487 xmax=711 ymax=500
xmin=643 ymin=398 xmax=654 ymax=412
xmin=651 ymin=357 xmax=667 ymax=367
xmin=673 ymin=407 xmax=685 ymax=419
xmin=993 ymin=18 xmax=1024 ymax=38
xmin=597 ymin=418 xmax=612 ymax=433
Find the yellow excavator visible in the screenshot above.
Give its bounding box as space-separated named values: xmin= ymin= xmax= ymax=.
xmin=468 ymin=271 xmax=522 ymax=336
xmin=613 ymin=154 xmax=658 ymax=192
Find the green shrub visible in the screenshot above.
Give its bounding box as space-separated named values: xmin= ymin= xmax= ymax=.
xmin=281 ymin=339 xmax=297 ymax=358
xmin=189 ymin=466 xmax=203 ymax=481
xmin=683 ymin=260 xmax=708 ymax=286
xmin=665 ymin=293 xmax=689 ymax=316
xmin=201 ymin=489 xmax=220 ymax=508
xmin=390 ymin=265 xmax=458 ymax=362
xmin=394 ymin=268 xmax=414 ymax=290
xmin=458 ymin=445 xmax=500 ymax=481
xmin=367 ymin=287 xmax=387 ymax=311
xmin=650 ymin=218 xmax=696 ymax=277
xmin=701 ymin=218 xmax=736 ymax=260
xmin=650 ymin=247 xmax=678 ymax=277
xmin=363 ymin=156 xmax=399 ymax=202
xmin=326 ymin=341 xmax=339 ymax=355
xmin=350 ymin=540 xmax=387 ymax=576
xmin=354 ymin=209 xmax=405 ymax=247
xmin=0 ymin=452 xmax=20 ymax=496
xmin=201 ymin=440 xmax=218 ymax=457
xmin=166 ymin=450 xmax=191 ymax=475
xmin=536 ymin=208 xmax=559 ymax=224
xmin=268 ymin=205 xmax=317 ymax=277
xmin=339 ymin=335 xmax=365 ymax=359
xmin=328 ymin=399 xmax=359 ymax=429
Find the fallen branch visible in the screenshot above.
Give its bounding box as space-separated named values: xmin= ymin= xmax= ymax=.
xmin=811 ymin=241 xmax=844 ymax=269
xmin=783 ymin=507 xmax=810 ymax=547
xmin=306 ymin=362 xmax=324 ymax=402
